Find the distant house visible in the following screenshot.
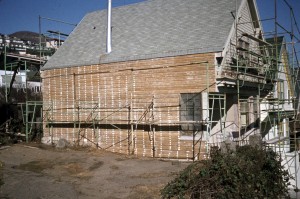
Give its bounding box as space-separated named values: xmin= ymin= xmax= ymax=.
xmin=46 ymin=38 xmax=64 ymax=49
xmin=41 ymin=0 xmax=279 ymax=159
xmin=0 ymin=31 xmax=61 ymax=95
xmin=0 ymin=70 xmax=41 ymax=93
xmin=1 ymin=31 xmax=58 ymax=58
xmin=0 ymin=34 xmax=26 ymax=54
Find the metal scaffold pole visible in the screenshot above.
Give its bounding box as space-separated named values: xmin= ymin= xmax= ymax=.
xmin=4 ymin=43 xmax=7 ymax=103
xmin=25 ymin=60 xmax=29 ymax=142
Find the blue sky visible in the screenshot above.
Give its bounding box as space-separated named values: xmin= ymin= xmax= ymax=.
xmin=256 ymin=0 xmax=300 ymax=66
xmin=0 ymin=0 xmax=145 ymax=35
xmin=0 ymin=0 xmax=298 ymax=35
xmin=0 ymin=0 xmax=299 ymax=36
xmin=0 ymin=0 xmax=299 ymax=59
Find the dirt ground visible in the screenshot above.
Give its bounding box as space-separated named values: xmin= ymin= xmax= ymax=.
xmin=0 ymin=143 xmax=189 ymax=199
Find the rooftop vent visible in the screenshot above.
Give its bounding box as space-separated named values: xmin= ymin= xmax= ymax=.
xmin=106 ymin=0 xmax=112 ymax=54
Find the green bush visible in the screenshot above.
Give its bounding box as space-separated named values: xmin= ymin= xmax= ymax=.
xmin=161 ymin=145 xmax=291 ymax=198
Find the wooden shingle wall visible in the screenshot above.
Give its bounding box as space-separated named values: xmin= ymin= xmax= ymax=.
xmin=41 ymin=53 xmax=216 ymax=159
xmin=223 ymin=0 xmax=261 ymax=69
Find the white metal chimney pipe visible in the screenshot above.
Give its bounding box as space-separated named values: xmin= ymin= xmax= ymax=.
xmin=107 ymin=0 xmax=112 ymax=53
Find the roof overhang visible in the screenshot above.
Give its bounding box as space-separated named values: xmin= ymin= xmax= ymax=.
xmin=262 ymin=110 xmax=295 ymax=123
xmin=217 ymin=73 xmax=274 ymax=96
xmin=6 ymin=53 xmax=46 ymax=64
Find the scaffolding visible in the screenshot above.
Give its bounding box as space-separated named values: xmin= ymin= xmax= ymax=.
xmin=9 ymin=0 xmax=299 ymax=194
xmin=36 ymin=2 xmax=299 ymax=147
xmin=232 ymin=0 xmax=300 ymax=193
xmin=0 ymin=16 xmax=77 ymax=144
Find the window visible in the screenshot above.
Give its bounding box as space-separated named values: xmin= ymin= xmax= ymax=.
xmin=238 ymin=39 xmax=250 ymax=54
xmin=180 ymin=93 xmax=201 ymax=136
xmin=240 ymin=100 xmax=248 ymax=128
xmin=239 ymin=97 xmax=259 ymax=129
xmin=288 ymin=90 xmax=291 ymax=104
xmin=208 ymin=93 xmax=226 ymax=127
xmin=238 ymin=39 xmax=250 ymax=66
xmin=277 ymin=81 xmax=284 ymax=100
xmin=203 ymin=93 xmax=226 ymax=131
xmin=179 ymin=93 xmax=226 ymax=137
xmin=278 ymin=121 xmax=284 ymax=137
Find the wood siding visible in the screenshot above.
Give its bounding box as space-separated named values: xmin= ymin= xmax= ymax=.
xmin=41 ymin=53 xmax=216 ymax=159
xmin=223 ymin=0 xmax=262 ymax=71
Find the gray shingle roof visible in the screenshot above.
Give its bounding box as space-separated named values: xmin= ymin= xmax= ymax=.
xmin=42 ymin=0 xmax=240 ymax=70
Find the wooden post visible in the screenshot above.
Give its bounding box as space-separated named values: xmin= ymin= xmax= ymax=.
xmin=73 ymin=73 xmax=77 ymax=144
xmin=130 ymin=94 xmax=134 ymax=154
xmin=151 ymin=96 xmax=156 ymax=157
xmin=128 ymin=105 xmax=131 ymax=155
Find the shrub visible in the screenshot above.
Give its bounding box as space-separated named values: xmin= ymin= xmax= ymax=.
xmin=161 ymin=145 xmax=291 ymax=198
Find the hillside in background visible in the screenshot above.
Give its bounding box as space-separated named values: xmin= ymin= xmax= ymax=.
xmin=9 ymin=31 xmax=49 ymax=44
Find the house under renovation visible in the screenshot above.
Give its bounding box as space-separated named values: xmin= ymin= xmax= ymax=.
xmin=40 ymin=0 xmax=299 ymax=172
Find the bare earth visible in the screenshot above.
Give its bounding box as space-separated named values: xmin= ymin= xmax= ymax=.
xmin=0 ymin=144 xmax=188 ymax=199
